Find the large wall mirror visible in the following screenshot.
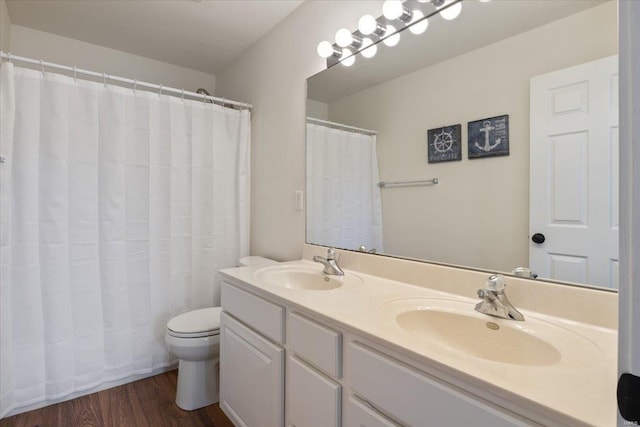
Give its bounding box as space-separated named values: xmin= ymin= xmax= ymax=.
xmin=306 ymin=0 xmax=618 ymax=290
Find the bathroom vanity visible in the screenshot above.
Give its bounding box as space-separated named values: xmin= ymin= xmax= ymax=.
xmin=218 ymin=246 xmax=617 ymax=427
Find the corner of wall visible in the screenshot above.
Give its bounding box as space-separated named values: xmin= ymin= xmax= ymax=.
xmin=214 ymin=1 xmax=381 ymax=262
xmin=0 ymin=0 xmax=11 ymax=52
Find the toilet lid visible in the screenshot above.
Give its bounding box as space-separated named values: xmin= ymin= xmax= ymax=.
xmin=167 ymin=307 xmax=222 ymax=336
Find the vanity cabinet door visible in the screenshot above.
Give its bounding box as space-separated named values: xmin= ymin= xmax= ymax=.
xmin=288 ymin=355 xmax=341 ymax=427
xmin=220 ymin=312 xmax=284 ymax=427
xmin=349 ymin=342 xmax=527 ymax=427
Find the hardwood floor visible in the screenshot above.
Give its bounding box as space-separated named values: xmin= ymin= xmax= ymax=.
xmin=0 ymin=370 xmax=234 ymax=427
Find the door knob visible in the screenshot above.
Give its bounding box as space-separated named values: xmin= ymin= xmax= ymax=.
xmin=531 ymin=233 xmax=546 ymax=244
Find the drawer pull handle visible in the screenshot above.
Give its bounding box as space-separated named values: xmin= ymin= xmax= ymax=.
xmin=358 ymin=396 xmax=404 ymax=427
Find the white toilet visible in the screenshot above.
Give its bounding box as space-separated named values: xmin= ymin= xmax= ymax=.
xmin=165 ymin=256 xmax=276 ymax=410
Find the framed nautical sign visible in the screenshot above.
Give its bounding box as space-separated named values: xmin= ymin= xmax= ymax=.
xmin=427 ymin=124 xmax=462 ymax=163
xmin=467 ymin=115 xmax=510 ymax=159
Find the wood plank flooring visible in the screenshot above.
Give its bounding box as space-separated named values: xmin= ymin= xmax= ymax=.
xmin=0 ymin=370 xmax=234 ymax=427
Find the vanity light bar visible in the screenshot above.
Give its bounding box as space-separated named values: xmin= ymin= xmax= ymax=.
xmin=317 ymin=0 xmax=472 ymax=68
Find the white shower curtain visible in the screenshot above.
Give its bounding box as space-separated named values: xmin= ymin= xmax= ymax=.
xmin=306 ymin=123 xmax=383 ymax=252
xmin=0 ymin=63 xmax=250 ymax=417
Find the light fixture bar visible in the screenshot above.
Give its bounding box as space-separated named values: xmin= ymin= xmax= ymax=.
xmin=398 ymin=9 xmax=414 ymax=23
xmin=326 ymin=0 xmax=465 ymax=68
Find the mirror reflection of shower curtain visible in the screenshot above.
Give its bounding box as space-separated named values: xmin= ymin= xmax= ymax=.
xmin=306 ymin=123 xmax=383 ymax=252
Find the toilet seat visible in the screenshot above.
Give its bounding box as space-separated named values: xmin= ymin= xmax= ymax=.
xmin=167 ymin=307 xmax=222 ymax=338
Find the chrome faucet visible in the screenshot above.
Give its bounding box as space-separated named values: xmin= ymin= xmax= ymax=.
xmin=474 ymin=274 xmax=524 ymax=321
xmin=313 ymin=248 xmax=344 ymax=276
xmin=358 ymin=245 xmax=377 ymax=254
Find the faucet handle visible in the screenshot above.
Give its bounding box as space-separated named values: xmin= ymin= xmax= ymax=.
xmin=326 ymin=248 xmax=336 ymax=260
xmin=511 ymin=267 xmax=538 ymax=279
xmin=486 ymin=274 xmax=505 ymax=292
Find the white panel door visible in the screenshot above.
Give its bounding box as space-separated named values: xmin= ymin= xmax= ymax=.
xmin=530 ymin=55 xmax=618 ymax=288
xmin=220 ymin=312 xmax=285 ymax=427
xmin=618 ymin=2 xmax=640 ymax=423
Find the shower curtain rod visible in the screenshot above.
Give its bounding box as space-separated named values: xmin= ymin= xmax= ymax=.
xmin=306 ymin=117 xmax=377 ymax=135
xmin=0 ymin=51 xmax=252 ymax=110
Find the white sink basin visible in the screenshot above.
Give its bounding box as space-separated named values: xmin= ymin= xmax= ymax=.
xmin=255 ymin=265 xmax=362 ymax=291
xmin=381 ymin=298 xmax=602 ymax=367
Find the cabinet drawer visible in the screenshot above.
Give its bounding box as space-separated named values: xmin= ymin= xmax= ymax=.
xmin=289 ymin=312 xmax=342 ymax=378
xmin=288 ymin=356 xmax=341 ymax=427
xmin=349 ymin=342 xmax=525 ymax=427
xmin=347 ymin=396 xmax=399 ymax=427
xmin=221 ymin=281 xmax=285 ymax=344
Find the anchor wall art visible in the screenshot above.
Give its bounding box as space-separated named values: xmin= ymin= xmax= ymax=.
xmin=467 ymin=115 xmax=510 ymax=159
xmin=427 ymin=124 xmax=462 ymax=163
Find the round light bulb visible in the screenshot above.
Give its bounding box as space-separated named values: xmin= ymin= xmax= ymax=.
xmin=358 ymin=14 xmax=378 ymax=35
xmin=383 ymin=25 xmax=400 ymax=47
xmin=341 ymin=48 xmax=355 ymax=67
xmin=382 ymin=0 xmax=404 ymax=20
xmin=409 ymin=10 xmax=429 ymax=35
xmin=317 ymin=41 xmax=335 ymax=58
xmin=360 ymin=38 xmax=377 ymax=59
xmin=439 ymin=0 xmax=462 ymax=20
xmin=335 ymin=28 xmax=353 ymax=48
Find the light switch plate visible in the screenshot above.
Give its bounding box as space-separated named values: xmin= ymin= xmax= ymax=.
xmin=295 ymin=190 xmax=304 ymax=211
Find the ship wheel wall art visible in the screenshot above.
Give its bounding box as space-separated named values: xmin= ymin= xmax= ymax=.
xmin=427 ymin=124 xmax=462 ymax=163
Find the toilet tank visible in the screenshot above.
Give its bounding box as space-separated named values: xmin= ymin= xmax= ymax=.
xmin=238 ymin=256 xmax=277 ymax=268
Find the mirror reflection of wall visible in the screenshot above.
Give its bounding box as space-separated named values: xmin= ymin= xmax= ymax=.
xmin=306 ymin=0 xmax=618 ymax=289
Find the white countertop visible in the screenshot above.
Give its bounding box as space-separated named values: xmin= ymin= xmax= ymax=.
xmin=220 ymin=260 xmax=617 ymax=427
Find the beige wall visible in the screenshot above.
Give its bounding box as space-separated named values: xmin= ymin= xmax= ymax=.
xmin=9 ymin=25 xmax=215 ymax=93
xmin=323 ymin=2 xmax=617 ymax=272
xmin=0 ymin=0 xmax=10 ymax=52
xmin=215 ymin=1 xmax=381 ymax=261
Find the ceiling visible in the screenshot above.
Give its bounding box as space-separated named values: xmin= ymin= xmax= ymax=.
xmin=6 ymin=0 xmax=304 ymax=75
